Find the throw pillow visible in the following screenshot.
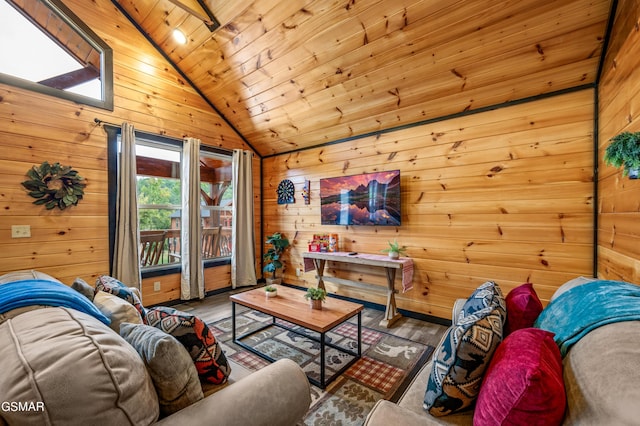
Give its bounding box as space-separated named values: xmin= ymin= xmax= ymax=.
xmin=119 ymin=323 xmax=204 ymax=417
xmin=95 ymin=275 xmax=146 ymax=321
xmin=457 ymin=281 xmax=507 ymax=323
xmin=424 ymin=281 xmax=506 ymax=416
xmin=93 ymin=290 xmax=143 ymax=332
xmin=145 ymin=306 xmax=231 ymax=385
xmin=71 ymin=277 xmax=95 ymax=301
xmin=473 ymin=328 xmax=565 ymax=426
xmin=504 ymin=283 xmax=543 ymax=336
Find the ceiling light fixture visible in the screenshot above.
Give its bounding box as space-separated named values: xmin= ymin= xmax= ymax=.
xmin=172 ymin=28 xmax=187 ymax=45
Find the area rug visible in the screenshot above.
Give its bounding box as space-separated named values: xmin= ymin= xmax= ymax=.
xmin=209 ymin=309 xmax=434 ymax=425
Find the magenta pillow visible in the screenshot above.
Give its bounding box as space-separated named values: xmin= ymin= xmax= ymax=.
xmin=474 ymin=328 xmax=565 ymax=426
xmin=504 ymin=283 xmax=543 ymax=336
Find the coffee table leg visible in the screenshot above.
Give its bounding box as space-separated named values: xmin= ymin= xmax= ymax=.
xmin=358 ymin=311 xmax=362 ymax=357
xmin=320 ymin=332 xmax=326 ymax=388
xmin=232 ymin=302 xmax=236 ymax=342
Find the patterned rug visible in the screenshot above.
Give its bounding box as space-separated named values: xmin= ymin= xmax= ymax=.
xmin=209 ymin=309 xmax=434 ymax=425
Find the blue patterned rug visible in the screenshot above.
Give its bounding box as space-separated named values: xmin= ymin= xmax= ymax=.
xmin=210 ymin=308 xmax=434 ymax=425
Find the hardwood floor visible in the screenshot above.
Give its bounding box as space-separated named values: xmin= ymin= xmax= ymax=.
xmin=172 ymin=285 xmax=449 ymax=350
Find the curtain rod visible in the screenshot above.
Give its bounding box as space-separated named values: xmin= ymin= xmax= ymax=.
xmin=93 ymin=118 xmax=233 ymax=155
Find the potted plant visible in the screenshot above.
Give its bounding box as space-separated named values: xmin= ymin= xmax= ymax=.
xmin=304 ymin=287 xmax=326 ymax=310
xmin=265 ymin=285 xmax=277 ymax=298
xmin=263 ymin=232 xmax=290 ymax=285
xmin=381 ymin=239 xmax=408 ymax=259
xmin=604 ymin=131 xmax=640 ymax=179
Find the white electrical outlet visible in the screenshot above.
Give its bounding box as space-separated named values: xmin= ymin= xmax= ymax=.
xmin=11 ymin=225 xmax=31 ymax=238
xmin=296 ymin=268 xmax=302 ymax=277
xmin=153 ymin=281 xmax=161 ymax=291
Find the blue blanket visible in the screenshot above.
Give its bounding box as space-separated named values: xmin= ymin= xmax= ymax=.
xmin=535 ymin=280 xmax=640 ymax=356
xmin=0 ymin=279 xmax=110 ymax=325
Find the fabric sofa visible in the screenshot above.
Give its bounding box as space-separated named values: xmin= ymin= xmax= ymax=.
xmin=365 ymin=277 xmax=640 ymax=425
xmin=0 ymin=270 xmax=311 ymax=426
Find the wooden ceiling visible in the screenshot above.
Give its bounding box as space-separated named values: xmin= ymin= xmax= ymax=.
xmin=113 ymin=0 xmax=612 ymax=157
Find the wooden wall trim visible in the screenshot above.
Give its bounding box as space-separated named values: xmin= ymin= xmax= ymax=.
xmin=262 ymin=83 xmax=595 ymax=159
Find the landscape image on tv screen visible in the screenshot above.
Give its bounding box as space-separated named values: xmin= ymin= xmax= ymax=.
xmin=320 ymin=170 xmax=401 ymax=226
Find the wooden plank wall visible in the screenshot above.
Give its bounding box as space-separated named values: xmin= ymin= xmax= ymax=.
xmin=263 ymin=90 xmax=595 ymax=320
xmin=0 ymin=0 xmax=260 ymax=305
xmin=597 ymin=0 xmax=640 ymax=283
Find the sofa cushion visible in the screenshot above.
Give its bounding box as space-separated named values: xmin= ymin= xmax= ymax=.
xmin=145 ymin=306 xmax=231 ymax=385
xmin=504 ymin=283 xmax=543 ymax=336
xmin=94 ymin=290 xmax=143 ymax=332
xmin=95 ymin=275 xmax=146 ymax=321
xmin=424 ymin=282 xmax=505 ymax=416
xmin=0 ymin=269 xmax=61 ymax=285
xmin=0 ymin=307 xmax=158 ymax=425
xmin=473 ymin=328 xmax=565 ymax=426
xmin=120 ymin=322 xmax=204 ymax=416
xmin=550 ymin=276 xmax=597 ymax=302
xmin=563 ymin=321 xmax=640 ymax=425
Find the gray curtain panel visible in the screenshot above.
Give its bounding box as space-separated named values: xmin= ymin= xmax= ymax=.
xmin=231 ymin=149 xmax=257 ymax=288
xmin=180 ymin=137 xmax=204 ymax=300
xmin=112 ymin=122 xmax=141 ymax=289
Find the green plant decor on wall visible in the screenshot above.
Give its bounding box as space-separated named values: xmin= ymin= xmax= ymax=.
xmin=22 ymin=161 xmax=86 ymax=210
xmin=604 ymin=131 xmax=640 ymax=178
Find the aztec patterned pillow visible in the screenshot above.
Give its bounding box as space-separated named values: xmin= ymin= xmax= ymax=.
xmin=424 ymin=281 xmax=506 ymax=416
xmin=95 ymin=275 xmax=146 ymax=321
xmin=145 ymin=306 xmax=231 ymax=385
xmin=457 ymin=281 xmax=506 ymax=322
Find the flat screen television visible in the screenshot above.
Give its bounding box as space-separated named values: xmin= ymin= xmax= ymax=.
xmin=320 ymin=170 xmax=401 ymax=226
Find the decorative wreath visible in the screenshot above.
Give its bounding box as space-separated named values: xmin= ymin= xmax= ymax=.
xmin=22 ymin=161 xmax=86 ymax=210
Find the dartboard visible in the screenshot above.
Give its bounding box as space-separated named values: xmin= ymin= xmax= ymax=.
xmin=277 ymin=179 xmax=295 ymax=204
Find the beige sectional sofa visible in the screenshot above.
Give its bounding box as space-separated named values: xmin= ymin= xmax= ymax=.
xmin=365 ymin=278 xmax=640 ymax=425
xmin=0 ymin=271 xmax=311 ymax=426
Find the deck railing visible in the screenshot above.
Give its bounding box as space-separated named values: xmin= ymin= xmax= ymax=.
xmin=140 ymin=227 xmax=232 ymax=267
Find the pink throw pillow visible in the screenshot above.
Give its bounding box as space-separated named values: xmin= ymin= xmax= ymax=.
xmin=504 ymin=283 xmax=543 ymax=336
xmin=474 ymin=328 xmax=565 ymax=426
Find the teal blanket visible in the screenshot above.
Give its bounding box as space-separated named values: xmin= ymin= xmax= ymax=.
xmin=535 ymin=280 xmax=640 ymax=356
xmin=0 ymin=279 xmax=110 ymax=325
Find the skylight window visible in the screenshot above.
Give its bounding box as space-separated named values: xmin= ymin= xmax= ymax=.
xmin=0 ymin=0 xmax=113 ymax=110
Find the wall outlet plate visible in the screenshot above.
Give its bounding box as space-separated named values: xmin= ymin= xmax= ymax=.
xmin=153 ymin=281 xmax=161 ymax=291
xmin=11 ymin=225 xmax=31 ymax=238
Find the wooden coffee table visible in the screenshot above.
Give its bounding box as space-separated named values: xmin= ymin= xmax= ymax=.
xmin=230 ymin=285 xmax=364 ymax=389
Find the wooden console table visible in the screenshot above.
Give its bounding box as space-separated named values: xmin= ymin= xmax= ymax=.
xmin=302 ymin=252 xmax=413 ymax=327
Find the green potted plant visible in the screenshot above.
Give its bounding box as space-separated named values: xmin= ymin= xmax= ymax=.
xmin=381 ymin=239 xmax=408 ymax=260
xmin=265 ymin=285 xmax=278 ymax=298
xmin=304 ymin=287 xmax=326 ymax=310
xmin=604 ymin=131 xmax=640 ymax=179
xmin=263 ymin=232 xmax=290 ymax=285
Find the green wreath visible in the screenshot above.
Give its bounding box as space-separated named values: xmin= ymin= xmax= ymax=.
xmin=22 ymin=161 xmax=86 ymax=210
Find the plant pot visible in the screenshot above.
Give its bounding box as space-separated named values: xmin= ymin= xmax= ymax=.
xmin=266 ymin=289 xmax=277 ymax=298
xmin=628 ymin=167 xmax=639 ymax=179
xmin=310 ymin=299 xmax=323 ymax=310
xmin=388 ymin=251 xmax=399 ymax=260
